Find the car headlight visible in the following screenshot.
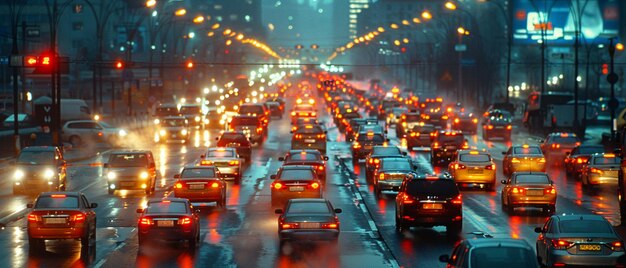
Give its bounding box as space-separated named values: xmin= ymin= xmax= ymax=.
xmin=181 ymin=129 xmax=188 ymax=136
xmin=154 ymin=119 xmax=160 ymax=125
xmin=159 ymin=129 xmax=166 ymax=136
xmin=140 ymin=171 xmax=149 ymax=179
xmin=195 ymin=116 xmax=200 ymax=122
xmin=43 ymin=169 xmax=55 ymax=179
xmin=13 ymin=170 xmax=24 ymax=180
xmin=107 ymin=172 xmax=117 ymax=180
xmin=118 ymin=129 xmax=128 ymax=137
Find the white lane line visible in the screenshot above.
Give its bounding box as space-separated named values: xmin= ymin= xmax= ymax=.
xmin=93 ymin=258 xmax=106 ymax=268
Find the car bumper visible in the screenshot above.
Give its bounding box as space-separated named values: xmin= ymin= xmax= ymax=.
xmin=378 ymin=180 xmax=403 ymax=191
xmin=401 ymin=213 xmax=462 ymax=226
xmin=279 ymin=229 xmax=339 ymax=241
xmin=588 ymin=174 xmax=619 ymax=185
xmin=108 ymin=180 xmax=151 ymax=190
xmin=510 ymin=163 xmax=546 ymax=173
xmin=28 ymin=226 xmax=86 ymax=239
xmin=406 ymin=138 xmax=431 ymax=147
xmin=484 ymin=129 xmax=511 ymax=137
xmin=174 ymin=189 xmax=223 ymax=202
xmin=548 ymin=249 xmax=624 ymax=266
xmin=215 ymin=166 xmax=240 ymax=176
xmin=453 ymin=170 xmax=496 ymax=184
xmin=138 ymin=228 xmax=196 ymax=241
xmin=292 ymin=142 xmax=327 ymax=152
xmin=509 ymin=195 xmax=556 ymax=206
xmin=272 ymin=191 xmax=322 ymax=204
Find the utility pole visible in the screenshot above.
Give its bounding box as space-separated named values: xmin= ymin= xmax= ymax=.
xmin=607 ymin=38 xmax=619 ymax=141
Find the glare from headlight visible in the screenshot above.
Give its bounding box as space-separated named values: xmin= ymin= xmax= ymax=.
xmin=13 ymin=170 xmax=24 ymax=180
xmin=118 ymin=129 xmax=128 ymax=137
xmin=195 ymin=116 xmax=200 ymax=122
xmin=159 ymin=130 xmax=167 ymax=136
xmin=181 ymin=129 xmax=188 ymax=135
xmin=107 ymin=172 xmax=117 ymax=180
xmin=154 ymin=119 xmax=160 ymax=124
xmin=43 ymin=169 xmax=55 ymax=178
xmin=140 ymin=172 xmax=149 ymax=179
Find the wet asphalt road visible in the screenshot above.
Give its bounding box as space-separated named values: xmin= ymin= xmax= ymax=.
xmin=0 ymin=88 xmax=621 ymax=268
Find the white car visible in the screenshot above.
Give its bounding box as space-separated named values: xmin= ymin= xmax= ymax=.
xmin=61 ymin=120 xmax=128 ymax=147
xmin=199 ymin=147 xmax=242 ymax=184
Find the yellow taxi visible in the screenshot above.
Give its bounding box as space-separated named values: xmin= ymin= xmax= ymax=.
xmin=502 ymin=144 xmax=546 ymax=177
xmin=448 ymin=150 xmax=496 ymax=191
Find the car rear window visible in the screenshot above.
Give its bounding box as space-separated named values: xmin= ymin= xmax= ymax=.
xmin=372 ymin=147 xmax=401 ymax=155
xmin=231 ymin=117 xmax=259 ymax=125
xmin=18 ymin=151 xmax=55 ymax=164
xmin=357 ymin=134 xmax=384 ymax=142
xmin=146 ymin=201 xmax=188 ymax=214
xmin=460 ymin=154 xmax=491 ymax=162
xmin=295 ymin=126 xmax=324 ymax=134
xmin=578 ymin=146 xmax=604 ymax=154
xmin=412 ymin=126 xmax=435 ymax=134
xmin=279 ymin=169 xmax=315 ymax=180
xmin=36 ymin=196 xmax=79 ymax=209
xmin=593 ymin=156 xmax=620 ymax=165
xmin=381 ymin=159 xmax=412 ymax=170
xmin=207 ymin=150 xmax=235 ymax=157
xmin=181 ymin=168 xmax=216 ymax=178
xmin=471 ymin=247 xmax=536 ymax=268
xmin=239 ymin=106 xmax=264 ymax=114
xmin=155 ymin=107 xmax=179 ymax=116
xmin=437 ymin=135 xmax=464 ymax=144
xmin=287 ymin=153 xmax=319 ymax=161
xmin=559 ymin=220 xmax=613 ymax=233
xmin=513 ymin=147 xmax=542 ymax=154
xmin=220 ymin=133 xmax=247 ymax=141
xmin=552 ymin=136 xmax=580 ymax=144
xmin=515 ymin=174 xmax=550 ymax=184
xmin=406 ymin=180 xmax=459 ymax=196
xmin=180 ymin=106 xmax=201 ymax=114
xmin=108 ymin=154 xmax=148 ymax=167
xmin=162 ymin=119 xmax=186 ymax=127
xmin=404 ymin=114 xmax=421 ymax=121
xmin=286 ymin=202 xmax=330 ymax=214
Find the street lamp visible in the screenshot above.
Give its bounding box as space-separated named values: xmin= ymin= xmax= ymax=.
xmin=175 ymin=8 xmax=186 ymax=16
xmin=445 ymin=2 xmax=457 ymax=10
xmin=146 ymin=0 xmax=156 ymax=8
xmin=421 ymin=11 xmax=433 ymax=20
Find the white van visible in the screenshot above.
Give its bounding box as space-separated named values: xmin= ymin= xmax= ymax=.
xmin=32 ymin=97 xmax=92 ymax=123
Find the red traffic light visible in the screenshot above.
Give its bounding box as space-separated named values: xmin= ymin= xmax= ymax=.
xmin=602 ymin=63 xmax=609 ymax=75
xmin=186 ymin=61 xmax=194 ymax=69
xmin=40 ymin=56 xmax=52 ymax=66
xmin=24 ymin=56 xmax=38 ymax=66
xmin=115 ymin=61 xmax=124 ymax=69
xmin=400 ymin=47 xmax=407 ymax=53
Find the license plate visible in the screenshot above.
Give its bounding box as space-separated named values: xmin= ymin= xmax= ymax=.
xmin=44 ymin=217 xmax=67 ymax=224
xmin=422 ymin=203 xmax=443 ymax=210
xmin=300 ymin=222 xmax=320 ymax=229
xmin=189 ymin=184 xmax=205 ymax=190
xmin=579 ymin=244 xmax=602 ymax=251
xmin=364 ymin=145 xmax=373 ymax=150
xmin=121 ymin=182 xmax=135 ymax=187
xmin=526 ymin=190 xmax=544 ymax=196
xmin=468 ymin=169 xmax=483 ymax=174
xmin=172 ymin=134 xmax=177 ymax=138
xmin=157 ymin=220 xmax=174 ymax=227
xmin=289 ymin=186 xmax=304 ymax=192
xmin=495 ymin=126 xmax=504 ymax=129
xmin=446 ymin=146 xmax=456 ymax=150
xmin=304 ymin=139 xmax=316 ymax=143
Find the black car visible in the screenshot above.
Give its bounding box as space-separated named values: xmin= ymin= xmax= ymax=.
xmin=451 ymin=112 xmax=478 ymax=135
xmin=270 ymin=165 xmax=322 ymax=207
xmin=346 ymin=118 xmax=378 ymax=142
xmin=274 ymin=198 xmax=341 ymax=248
xmin=352 ymin=131 xmax=389 ymax=163
xmin=396 ymin=111 xmax=422 ymax=138
xmin=482 ymin=117 xmax=512 ymax=141
xmin=137 ymin=198 xmax=201 ymax=250
xmin=395 ymin=173 xmax=462 ymax=234
xmin=406 ymin=123 xmax=436 ymax=150
xmin=279 ymin=149 xmax=329 ymax=182
xmin=564 ymin=144 xmax=604 ymax=178
xmin=431 ymin=130 xmax=468 ymax=166
xmin=364 ymin=145 xmax=407 ymax=181
xmin=215 ymin=131 xmax=252 ymax=162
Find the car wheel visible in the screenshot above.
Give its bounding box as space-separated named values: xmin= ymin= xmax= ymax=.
xmin=507 ymin=201 xmax=515 ymax=214
xmin=81 ymin=227 xmax=92 ymax=247
xmin=70 ymin=136 xmax=82 ymax=147
xmin=28 ymin=238 xmax=44 ymax=254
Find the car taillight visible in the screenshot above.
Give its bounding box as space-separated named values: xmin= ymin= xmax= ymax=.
xmin=472 ymin=118 xmax=478 ymax=124
xmin=512 ymin=187 xmax=525 ymax=194
xmin=451 ymin=194 xmax=462 ymax=204
xmin=70 ymin=213 xmax=86 ymax=223
xmin=201 ymin=160 xmax=213 ymax=165
xmin=321 ymin=223 xmax=339 ymax=229
xmin=139 ymin=217 xmax=153 ymax=226
xmin=551 ymin=239 xmax=574 ymax=250
xmin=178 ymin=217 xmax=192 ymax=226
xmin=590 ymin=168 xmax=603 ymax=174
xmin=310 ymin=182 xmax=320 ymax=189
xmin=281 ymin=223 xmax=299 ymax=229
xmin=545 ymin=187 xmax=556 ymax=194
xmin=272 ymin=182 xmax=283 ymax=190
xmin=317 ymin=166 xmax=324 ymax=171
xmin=28 ymin=214 xmax=41 ymax=222
xmin=229 ymin=160 xmax=239 ymax=166
xmin=294 ymin=134 xmax=303 ymax=139
xmin=453 ymin=163 xmax=466 ymax=170
xmin=256 ymin=127 xmax=263 ymax=133
xmin=511 ymin=158 xmax=521 ymax=163
xmin=506 ymin=125 xmax=512 ymax=130
xmin=612 ymin=241 xmax=624 ymax=251
xmin=311 ymin=112 xmax=316 ymax=117
xmin=410 ymin=132 xmax=419 ymax=137
xmin=291 ymin=112 xmax=296 ymax=116
xmin=211 ymin=182 xmax=220 ymax=188
xmin=486 ymin=125 xmax=494 ymax=130
xmin=402 ymin=194 xmax=416 ymax=204
xmin=485 ymin=164 xmax=496 ymax=170
xmin=442 ymin=115 xmax=449 ymax=120
xmin=462 ymin=142 xmax=469 ymax=149
xmin=175 ymin=182 xmax=183 ymax=189
xmin=551 ymin=144 xmax=561 ymax=149
xmin=317 ymin=134 xmax=326 ymax=139
xmin=353 ymin=142 xmax=361 ymax=149
xmin=538 ymin=157 xmax=546 ymax=163
xmin=433 ymin=142 xmax=439 ymax=148
xmin=430 ymin=132 xmax=436 ymax=137
xmin=454 ymin=118 xmax=460 ymax=124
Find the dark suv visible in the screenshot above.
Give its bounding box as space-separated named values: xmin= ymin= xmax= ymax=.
xmin=395 ymin=173 xmax=463 ymax=234
xmin=431 ymin=130 xmax=468 ymax=166
xmin=229 ymin=115 xmax=265 ymax=143
xmin=104 ymin=150 xmax=158 ymax=195
xmin=352 ymin=131 xmax=388 ymax=163
xmin=12 ymin=146 xmax=67 ymax=195
xmin=216 ymin=131 xmax=252 ymax=162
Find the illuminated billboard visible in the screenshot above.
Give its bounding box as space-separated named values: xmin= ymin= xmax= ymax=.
xmin=512 ymin=0 xmax=620 ymax=44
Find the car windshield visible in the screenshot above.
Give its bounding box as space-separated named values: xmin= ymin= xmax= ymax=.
xmin=460 ymin=154 xmax=491 ymax=162
xmin=559 ymin=219 xmax=613 ymax=233
xmin=437 ymin=134 xmax=464 ymax=144
xmin=181 ymin=168 xmax=216 ymax=178
xmin=295 ymin=126 xmax=323 ymax=134
xmin=35 ymin=196 xmax=79 ymax=209
xmin=162 ymin=119 xmax=186 ymax=127
xmin=238 ymin=106 xmax=263 ymax=114
xmin=286 ymin=202 xmax=330 ymax=214
xmin=513 ymin=147 xmax=542 ymax=154
xmin=279 ymin=169 xmax=314 ymax=180
xmin=108 ymin=154 xmax=148 ymax=167
xmin=231 ymin=117 xmax=259 ymax=125
xmin=180 ymin=106 xmax=200 ymax=114
xmin=287 ymin=153 xmax=319 ymax=161
xmin=593 ymin=156 xmax=620 ymax=165
xmin=552 ymin=136 xmax=580 ymax=144
xmin=145 ymin=201 xmax=188 ymax=214
xmin=207 ymin=150 xmax=235 ymax=158
xmin=406 ymin=180 xmax=459 ymax=196
xmin=17 ymin=151 xmax=54 ymax=164
xmin=515 ymin=174 xmax=550 ymax=184
xmin=578 ymin=146 xmax=604 ymax=154
xmin=381 ymin=159 xmax=411 ymax=170
xmin=470 ymin=247 xmax=536 ymax=268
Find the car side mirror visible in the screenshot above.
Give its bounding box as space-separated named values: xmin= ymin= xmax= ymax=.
xmin=215 ymin=137 xmax=219 ymax=141
xmin=103 ymin=163 xmax=109 ymax=168
xmin=384 ymin=130 xmax=388 ymax=134
xmin=274 ymin=209 xmax=283 ymax=214
xmin=90 ymin=203 xmax=98 ymax=208
xmin=174 ymin=174 xmax=181 ymax=179
xmin=270 ymin=174 xmax=276 ymax=180
xmin=534 ymin=227 xmax=543 ymax=233
xmin=324 ymin=156 xmax=329 ymax=161
xmin=501 ymin=180 xmax=507 ymax=184
xmin=278 ymin=157 xmax=285 ymax=161
xmin=136 ymin=208 xmax=144 ymax=213
xmin=334 ymin=208 xmax=342 ymax=214
xmin=27 ymin=203 xmax=33 ymax=208
xmin=438 ymin=254 xmax=450 ymax=263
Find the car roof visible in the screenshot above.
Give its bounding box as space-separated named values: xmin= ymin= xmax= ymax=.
xmin=207 ymin=147 xmax=236 ymax=151
xmin=240 ymin=103 xmax=263 ymax=107
xmin=38 ymin=191 xmax=81 ymax=197
xmin=183 ymin=165 xmax=216 ymax=169
xmin=288 ymin=149 xmax=321 ymax=155
xmin=280 ymin=165 xmax=315 ymax=170
xmin=232 ymin=115 xmax=259 ymax=119
xmin=146 ymin=197 xmax=189 ymax=203
xmin=465 ymin=238 xmax=533 ymax=249
xmin=65 ymin=120 xmax=98 ymax=124
xmin=110 ymin=149 xmax=152 ymax=154
xmin=22 ymin=146 xmax=57 ymax=152
xmin=554 ymin=214 xmax=607 ymax=221
xmin=157 ymin=103 xmax=178 ymax=108
xmin=511 ymin=171 xmax=548 ymax=176
xmin=287 ymin=198 xmax=327 ymax=204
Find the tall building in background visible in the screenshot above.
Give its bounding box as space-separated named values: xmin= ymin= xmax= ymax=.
xmin=349 ymin=0 xmax=370 ymax=39
xmin=332 ymin=0 xmax=349 ymax=47
xmin=208 ymin=0 xmax=266 ymax=39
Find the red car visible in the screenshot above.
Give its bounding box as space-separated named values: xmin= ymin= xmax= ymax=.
xmin=173 ymin=165 xmax=226 ymax=207
xmin=137 ymin=198 xmax=201 ymax=250
xmin=27 ymin=192 xmax=98 ymax=253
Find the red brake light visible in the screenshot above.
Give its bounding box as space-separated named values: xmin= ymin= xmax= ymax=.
xmin=229 ymin=160 xmax=239 ymax=166
xmin=310 ymin=182 xmax=320 ymax=189
xmin=175 ymin=182 xmax=183 ymax=189
xmin=70 ymin=213 xmax=86 ymax=223
xmin=321 ymin=223 xmax=339 ymax=229
xmin=485 ymin=164 xmax=496 ymax=170
xmin=211 ymin=182 xmax=220 ymax=188
xmin=545 ymin=187 xmax=556 ymax=194
xmin=451 ymin=194 xmax=462 ymax=204
xmin=201 ymin=160 xmax=213 ymax=165
xmin=506 ymin=125 xmax=512 ymax=130
xmin=433 ymin=142 xmax=439 ymax=148
xmin=590 ymin=168 xmax=602 ymax=174
xmin=139 ymin=217 xmax=153 ymax=226
xmin=50 ymin=194 xmax=66 ymax=198
xmin=512 ymin=187 xmax=525 ymax=194
xmin=273 ymin=182 xmax=283 ymax=190
xmin=551 ymin=239 xmax=574 ymax=249
xmin=538 ymin=158 xmax=546 ymax=163
xmin=487 ymin=125 xmax=494 ymax=130
xmin=576 ymin=157 xmax=585 ymax=164
xmin=281 ymin=223 xmax=298 ymax=229
xmin=28 ymin=214 xmax=41 ymax=222
xmin=612 ymin=241 xmax=624 ymax=251
xmin=453 ymin=163 xmax=466 ymax=170
xmin=551 ymin=144 xmax=561 ymax=149
xmin=178 ymin=217 xmax=192 ymax=225
xmin=402 ymin=194 xmax=415 ymax=204
xmin=317 ymin=165 xmax=324 ymax=171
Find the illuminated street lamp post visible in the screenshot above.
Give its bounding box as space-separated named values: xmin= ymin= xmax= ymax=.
xmin=456 ymin=27 xmax=469 ymax=103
